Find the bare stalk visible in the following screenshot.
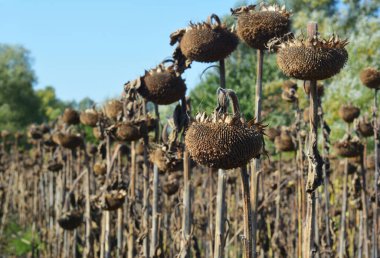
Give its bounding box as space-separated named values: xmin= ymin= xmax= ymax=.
xmin=372 ymin=89 xmax=379 ymax=257
xmin=252 ymin=49 xmax=264 ymax=258
xmin=359 ymin=153 xmax=370 ymax=258
xmin=214 ymin=169 xmax=227 ymax=258
xmin=274 ymin=152 xmax=281 ymax=258
xmin=303 ymin=22 xmax=324 ymax=258
xmin=320 ymin=104 xmax=332 ymax=255
xmin=180 ymin=96 xmax=192 ymax=258
xmin=240 ymin=166 xmax=253 ymax=258
xmin=338 ymin=136 xmax=349 ymax=258
xmin=142 ymin=101 xmax=150 ymax=258
xmin=151 ymin=103 xmax=160 ymax=255
xmin=127 ymin=141 xmax=136 ymax=258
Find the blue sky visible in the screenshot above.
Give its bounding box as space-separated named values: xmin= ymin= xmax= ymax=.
xmin=0 ymin=0 xmax=239 ymax=102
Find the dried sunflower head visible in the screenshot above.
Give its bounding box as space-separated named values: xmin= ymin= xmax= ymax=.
xmin=80 ymin=108 xmax=99 ymax=127
xmin=276 ymin=35 xmax=348 ymax=80
xmin=356 ymin=116 xmax=373 ymax=138
xmin=104 ymin=99 xmax=123 ymax=121
xmin=334 ymin=135 xmax=363 ymax=158
xmin=62 ymin=108 xmax=80 ymax=125
xmin=58 ymin=210 xmax=83 ymax=230
xmin=338 ymin=104 xmax=360 ymax=124
xmin=360 ymin=67 xmax=380 ymax=89
xmin=274 ymin=127 xmax=296 ymax=152
xmin=125 ymin=61 xmax=187 ymax=105
xmin=52 ymin=132 xmax=83 ymax=149
xmin=170 ymin=14 xmax=238 ymax=65
xmin=232 ymin=3 xmax=291 ymax=50
xmin=186 ymin=112 xmax=264 ymax=169
xmin=265 ymin=127 xmax=280 ymax=142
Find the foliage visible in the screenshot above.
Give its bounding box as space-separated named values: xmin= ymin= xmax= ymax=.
xmin=0 ymin=45 xmax=42 ymax=131
xmin=0 ymin=219 xmax=43 ymax=256
xmin=36 ymin=86 xmax=68 ymax=122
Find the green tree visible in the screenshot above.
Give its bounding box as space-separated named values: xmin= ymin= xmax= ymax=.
xmin=36 ymin=86 xmax=67 ymax=122
xmin=0 ymin=45 xmax=42 ymax=131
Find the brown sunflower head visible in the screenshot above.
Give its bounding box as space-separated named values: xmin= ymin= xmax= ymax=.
xmin=58 ymin=210 xmax=83 ymax=230
xmin=265 ymin=127 xmax=280 ymax=142
xmin=170 ymin=14 xmax=239 ymax=65
xmin=360 ymin=67 xmax=380 ymax=89
xmin=356 ymin=116 xmax=373 ymax=138
xmin=125 ymin=61 xmax=187 ymax=105
xmin=338 ymin=104 xmax=360 ymax=123
xmin=274 ymin=127 xmax=296 ymax=152
xmin=185 ymin=88 xmax=265 ymax=169
xmin=232 ymin=3 xmax=291 ymax=50
xmin=80 ymin=109 xmax=99 ymax=127
xmin=276 ymin=35 xmax=348 ymax=80
xmin=52 ymin=132 xmax=83 ymax=149
xmin=334 ymin=135 xmax=363 ymax=158
xmin=104 ymin=99 xmax=123 ymax=121
xmin=111 ymin=119 xmax=148 ymax=142
xmin=162 ymin=175 xmax=180 ymax=196
xmin=149 ymin=144 xmax=184 ymax=173
xmin=62 ymin=108 xmax=80 ymax=125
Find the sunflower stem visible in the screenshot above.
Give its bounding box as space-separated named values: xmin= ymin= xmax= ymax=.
xmin=180 ymin=97 xmax=192 ymax=258
xmin=372 ymin=89 xmax=379 ymax=257
xmin=240 ymin=166 xmax=253 ymax=258
xmin=251 ymin=48 xmax=264 ymax=258
xmin=303 ymin=22 xmax=323 ymax=258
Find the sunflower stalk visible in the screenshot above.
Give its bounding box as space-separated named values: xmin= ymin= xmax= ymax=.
xmin=319 ymin=101 xmax=332 ymax=255
xmin=372 ymin=89 xmax=379 ymax=257
xmin=251 ymin=49 xmax=264 ymax=258
xmin=127 ymin=141 xmax=137 ymax=258
xmin=142 ymin=100 xmax=150 ymax=258
xmin=338 ymin=128 xmax=349 ymax=258
xmin=151 ymin=103 xmax=161 ymax=256
xmin=359 ymin=152 xmax=370 ymax=258
xmin=213 ymin=59 xmax=227 ymax=258
xmin=303 ymin=22 xmax=324 ymax=258
xmin=180 ymin=96 xmax=191 ymax=258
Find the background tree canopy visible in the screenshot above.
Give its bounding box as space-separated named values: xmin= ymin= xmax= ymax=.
xmin=0 ymin=45 xmax=96 ymax=132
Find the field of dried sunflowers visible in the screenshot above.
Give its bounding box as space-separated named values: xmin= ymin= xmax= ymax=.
xmin=0 ymin=3 xmax=379 ymax=258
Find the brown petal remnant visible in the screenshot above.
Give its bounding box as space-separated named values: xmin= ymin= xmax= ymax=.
xmin=231 ymin=3 xmax=291 ymax=50
xmin=276 ymin=35 xmax=348 ymax=80
xmin=360 ymin=67 xmax=380 ymax=89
